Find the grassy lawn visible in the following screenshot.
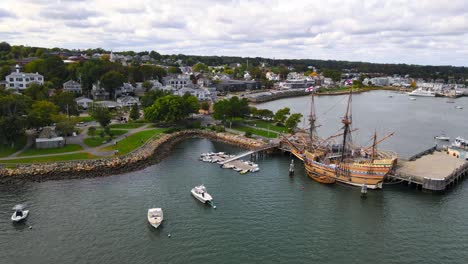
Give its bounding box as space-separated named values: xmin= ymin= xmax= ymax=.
xmin=83 ymin=137 xmax=108 ymax=148
xmin=0 ymin=153 xmax=97 ymax=164
xmin=232 ymin=125 xmax=278 ymax=138
xmin=87 ymin=129 xmax=129 ymax=137
xmin=76 ymin=116 xmax=95 ymax=122
xmin=245 ymin=120 xmax=287 ymax=133
xmin=0 ymin=136 xmax=27 ymax=158
xmin=109 ymin=123 xmax=145 ymax=129
xmin=18 ymin=144 xmax=83 ymax=157
xmin=101 ymin=128 xmax=166 ymax=155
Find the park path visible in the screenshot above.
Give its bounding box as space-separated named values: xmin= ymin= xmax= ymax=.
xmin=0 ymin=124 xmax=152 ymax=161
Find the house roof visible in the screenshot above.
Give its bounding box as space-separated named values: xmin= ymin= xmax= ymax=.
xmin=38 ymin=127 xmax=58 ymax=139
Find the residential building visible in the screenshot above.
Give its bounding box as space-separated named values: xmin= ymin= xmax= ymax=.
xmin=75 ymin=97 xmax=93 ymax=109
xmin=63 ymin=80 xmax=82 ymax=94
xmin=91 ymin=81 xmax=110 ymax=100
xmin=117 ymin=96 xmax=140 ymax=107
xmin=370 ymin=77 xmax=390 ymax=86
xmin=177 ymin=87 xmax=211 ymax=101
xmin=116 ymin=82 xmax=135 ymax=97
xmin=197 ymin=77 xmax=211 ymax=87
xmin=163 ymin=75 xmax=192 ymax=89
xmin=5 ymin=65 xmax=44 ymax=90
xmin=265 ymin=72 xmax=280 ymax=81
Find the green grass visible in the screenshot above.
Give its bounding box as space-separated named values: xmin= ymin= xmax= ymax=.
xmin=0 ymin=153 xmax=97 ymax=164
xmin=83 ymin=137 xmax=108 ymax=148
xmin=245 ymin=120 xmax=287 ymax=133
xmin=109 ymin=123 xmax=145 ymax=129
xmin=232 ymin=125 xmax=278 ymax=138
xmin=101 ymin=128 xmax=167 ymax=155
xmin=76 ymin=116 xmax=95 ymax=122
xmin=18 ymin=144 xmax=83 ymax=157
xmin=88 ymin=129 xmax=128 ymax=137
xmin=0 ymin=136 xmax=27 ymax=158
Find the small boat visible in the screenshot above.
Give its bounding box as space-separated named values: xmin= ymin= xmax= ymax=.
xmin=434 ymin=135 xmax=450 ymax=141
xmin=361 ymin=185 xmax=368 ymax=198
xmin=409 ymin=97 xmax=416 ymax=101
xmin=388 ymin=95 xmax=393 ymax=98
xmin=11 ymin=204 xmax=29 ymax=222
xmin=233 ymin=167 xmax=242 ymax=172
xmin=222 ymin=164 xmax=234 ymax=169
xmin=250 ymin=167 xmax=260 ymax=172
xmin=447 ymin=99 xmax=455 ymax=103
xmin=191 ymin=185 xmax=213 ymax=204
xmin=147 ymin=208 xmax=163 ymax=228
xmin=239 ymin=170 xmax=248 ymax=174
xmin=455 ymin=106 xmax=463 ymax=109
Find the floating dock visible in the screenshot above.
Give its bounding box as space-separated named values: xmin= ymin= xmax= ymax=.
xmin=388 ymin=148 xmax=468 ymax=192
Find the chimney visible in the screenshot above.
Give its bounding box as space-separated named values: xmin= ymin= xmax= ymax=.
xmin=15 ymin=64 xmax=20 ymax=73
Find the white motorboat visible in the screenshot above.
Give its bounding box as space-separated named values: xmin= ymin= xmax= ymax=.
xmin=455 ymin=106 xmax=463 ymax=109
xmin=191 ymin=185 xmax=213 ymax=204
xmin=408 ymin=88 xmax=436 ymax=97
xmin=147 ymin=208 xmax=163 ymax=228
xmin=250 ymin=167 xmax=260 ymax=172
xmin=434 ymin=135 xmax=450 ymax=141
xmin=222 ymin=164 xmax=234 ymax=169
xmin=11 ymin=204 xmax=29 ymax=222
xmin=409 ymin=97 xmax=416 ymax=101
xmin=452 ymin=137 xmax=468 ymax=149
xmin=233 ymin=167 xmax=242 ymax=172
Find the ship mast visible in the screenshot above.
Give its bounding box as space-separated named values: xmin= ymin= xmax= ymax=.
xmin=309 ymin=91 xmax=317 ymax=146
xmin=371 ymin=130 xmax=377 ymax=162
xmin=340 ymin=88 xmax=353 ymax=161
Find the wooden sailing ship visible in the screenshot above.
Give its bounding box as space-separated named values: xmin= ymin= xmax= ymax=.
xmin=283 ymin=89 xmax=397 ymax=189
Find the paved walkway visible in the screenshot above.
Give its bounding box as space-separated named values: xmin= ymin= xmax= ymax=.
xmin=0 ymin=124 xmax=152 ymax=161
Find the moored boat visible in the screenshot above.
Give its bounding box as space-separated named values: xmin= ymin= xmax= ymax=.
xmin=147 ymin=208 xmax=163 ymax=228
xmin=435 ymin=135 xmax=450 ymax=141
xmin=11 ymin=204 xmax=29 ymax=222
xmin=191 ymin=185 xmax=213 ymax=203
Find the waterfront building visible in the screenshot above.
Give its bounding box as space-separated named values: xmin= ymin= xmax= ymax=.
xmin=63 ymin=80 xmax=82 ymax=94
xmin=5 ymin=65 xmax=44 ymax=91
xmin=370 ymin=77 xmax=390 ymax=86
xmin=215 ymin=79 xmax=261 ymax=92
xmin=35 ymin=127 xmax=65 ymax=149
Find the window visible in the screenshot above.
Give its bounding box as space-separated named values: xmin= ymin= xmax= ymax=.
xmin=9 ymin=78 xmax=13 ymax=81
xmin=9 ymin=83 xmax=14 ymax=87
xmin=19 ymin=84 xmax=23 ymax=87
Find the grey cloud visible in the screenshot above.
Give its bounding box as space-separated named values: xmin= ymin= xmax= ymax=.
xmin=40 ymin=9 xmax=99 ymax=20
xmin=0 ymin=8 xmax=16 ymax=19
xmin=65 ymin=20 xmax=108 ymax=28
xmin=152 ymin=20 xmax=186 ymax=29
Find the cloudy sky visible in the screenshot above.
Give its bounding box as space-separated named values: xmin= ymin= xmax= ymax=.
xmin=1 ymin=0 xmax=468 ymax=66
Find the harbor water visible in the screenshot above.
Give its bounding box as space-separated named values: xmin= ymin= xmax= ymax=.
xmin=1 ymin=91 xmax=468 ymax=264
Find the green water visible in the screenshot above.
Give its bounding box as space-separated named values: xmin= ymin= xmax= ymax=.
xmin=1 ymin=91 xmax=468 ymax=264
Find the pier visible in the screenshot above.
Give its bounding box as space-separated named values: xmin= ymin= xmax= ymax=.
xmin=219 ymin=143 xmax=279 ymax=165
xmin=388 ymin=149 xmax=468 ymax=192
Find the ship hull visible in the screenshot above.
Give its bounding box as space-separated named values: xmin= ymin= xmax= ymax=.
xmin=304 ymin=159 xmax=394 ymax=189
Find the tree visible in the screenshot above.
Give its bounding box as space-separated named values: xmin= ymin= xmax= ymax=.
xmin=24 ymin=83 xmax=48 ymax=101
xmin=322 ymin=69 xmax=342 ymax=82
xmin=257 ymin=109 xmax=274 ymax=120
xmin=51 ymin=91 xmax=79 ymax=116
xmin=168 ymin=66 xmax=181 ymax=74
xmin=0 ymin=116 xmax=25 ymax=147
xmin=144 ymin=94 xmax=199 ymax=123
xmin=285 ymin=113 xmax=303 ymax=132
xmin=90 ymin=106 xmax=112 ymax=128
xmin=0 ymin=42 xmax=11 ymax=52
xmin=55 ymin=119 xmax=76 ymax=136
xmin=88 ymin=126 xmax=97 ymax=137
xmin=0 ymin=65 xmax=11 ymax=80
xmin=274 ymin=107 xmax=290 ymax=125
xmin=27 ymin=100 xmax=59 ymax=129
xmin=192 ymin=63 xmax=209 ymax=72
xmin=129 ymin=104 xmax=140 ymax=121
xmin=200 ymin=101 xmax=210 ymax=111
xmin=100 ymin=70 xmax=125 ymax=99
xmin=212 ymin=96 xmax=250 ymax=120
xmin=140 ymin=89 xmax=171 ymax=108
xmin=410 ymin=80 xmax=417 ymax=88
xmin=142 ymin=80 xmax=153 ymax=91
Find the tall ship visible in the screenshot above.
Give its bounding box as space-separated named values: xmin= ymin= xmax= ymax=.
xmin=283 ymin=90 xmax=398 ymax=189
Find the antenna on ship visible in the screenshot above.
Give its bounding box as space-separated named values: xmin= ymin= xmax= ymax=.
xmin=371 ymin=130 xmax=377 ymax=162
xmin=340 ymin=88 xmax=353 ymax=162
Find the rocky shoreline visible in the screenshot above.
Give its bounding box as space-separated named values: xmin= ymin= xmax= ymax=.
xmin=0 ymin=130 xmax=266 ymax=183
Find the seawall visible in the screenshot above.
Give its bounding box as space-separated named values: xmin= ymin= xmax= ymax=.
xmin=0 ymin=130 xmax=266 ymax=183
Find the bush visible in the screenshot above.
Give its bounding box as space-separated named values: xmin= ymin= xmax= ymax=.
xmin=186 ymin=120 xmax=201 ymax=129
xmin=214 ymin=125 xmax=225 ymax=133
xmin=164 ymin=127 xmax=182 ymax=134
xmin=245 ymin=130 xmax=253 ymax=137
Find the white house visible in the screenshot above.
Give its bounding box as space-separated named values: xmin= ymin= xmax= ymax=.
xmin=63 ymin=80 xmax=82 ymax=94
xmin=75 ymin=97 xmax=93 ymax=109
xmin=177 ymin=87 xmax=211 ymax=101
xmin=5 ymin=65 xmax=44 ymax=90
xmin=197 ymin=77 xmax=211 ymax=87
xmin=35 ymin=127 xmax=64 ymax=149
xmin=163 ymin=75 xmax=192 ymax=89
xmin=117 ymin=96 xmax=140 ymax=107
xmin=91 ymin=81 xmax=110 ymax=100
xmin=244 ymin=72 xmax=252 ymax=80
xmin=266 ymin=72 xmax=280 ymax=81
xmin=116 ymin=82 xmax=135 ymax=96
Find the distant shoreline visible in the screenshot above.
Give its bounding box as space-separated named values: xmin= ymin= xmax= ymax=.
xmin=249 ymin=86 xmax=410 ymax=104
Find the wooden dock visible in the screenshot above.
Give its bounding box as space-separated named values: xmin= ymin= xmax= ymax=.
xmin=388 ymin=150 xmax=468 ymax=192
